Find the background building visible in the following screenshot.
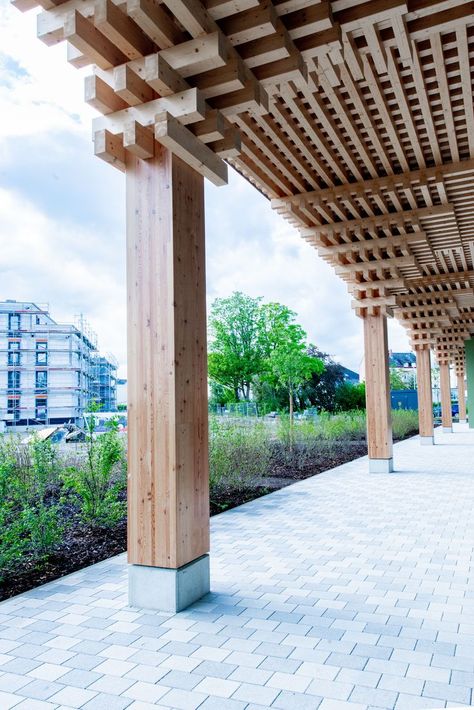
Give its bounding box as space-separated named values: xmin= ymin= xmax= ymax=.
xmin=340 ymin=366 xmax=359 ymax=384
xmin=91 ymin=354 xmax=118 ymax=412
xmin=389 ymin=351 xmax=417 ymax=387
xmin=0 ymin=301 xmax=117 ymax=428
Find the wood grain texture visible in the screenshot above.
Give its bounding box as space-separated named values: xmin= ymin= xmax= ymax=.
xmin=439 ymin=362 xmax=453 ymax=430
xmin=126 ymin=144 xmax=209 ymax=569
xmin=363 ymin=313 xmax=393 ymax=460
xmin=416 ymin=348 xmax=433 ymax=438
xmin=457 ymin=374 xmax=466 ymax=421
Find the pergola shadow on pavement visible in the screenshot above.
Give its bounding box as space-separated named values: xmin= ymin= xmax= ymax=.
xmin=1 ymin=427 xmax=474 ymax=710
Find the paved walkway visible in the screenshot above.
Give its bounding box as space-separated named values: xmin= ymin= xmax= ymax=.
xmin=1 ymin=426 xmax=474 ymax=710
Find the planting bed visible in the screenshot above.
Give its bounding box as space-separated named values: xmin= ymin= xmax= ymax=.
xmin=0 ymin=411 xmax=418 ymax=602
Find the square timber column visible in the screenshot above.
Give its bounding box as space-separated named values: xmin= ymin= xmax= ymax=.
xmin=416 ymin=347 xmax=434 ymax=445
xmin=363 ymin=313 xmax=393 ymax=472
xmin=457 ymin=373 xmax=467 ymax=423
xmin=126 ymin=144 xmax=210 ymax=613
xmin=439 ymin=361 xmax=453 ymax=433
xmin=466 ymin=340 xmax=474 ymax=428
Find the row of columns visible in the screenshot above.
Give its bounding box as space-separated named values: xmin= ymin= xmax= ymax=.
xmin=363 ymin=311 xmax=473 ymax=473
xmin=123 ymin=151 xmax=474 ymax=611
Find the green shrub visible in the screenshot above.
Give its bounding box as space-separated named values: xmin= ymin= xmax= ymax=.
xmin=392 ymin=409 xmax=418 ymax=439
xmin=62 ymin=417 xmax=126 ymax=528
xmin=0 ymin=436 xmax=63 ymax=581
xmin=334 ymin=382 xmax=366 ymax=411
xmin=209 ymin=416 xmax=271 ymax=493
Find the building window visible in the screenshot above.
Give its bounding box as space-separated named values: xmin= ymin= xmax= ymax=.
xmin=36 ymin=341 xmax=48 ymax=365
xmin=8 ymin=313 xmax=21 ymax=334
xmin=36 ymin=316 xmax=41 ymax=325
xmin=35 ymin=370 xmax=48 ymax=394
xmin=7 ymin=370 xmax=20 ymax=392
xmin=7 ymin=398 xmax=20 ymax=422
xmin=35 ymin=398 xmax=47 ymax=423
xmin=8 ymin=341 xmax=20 ymax=366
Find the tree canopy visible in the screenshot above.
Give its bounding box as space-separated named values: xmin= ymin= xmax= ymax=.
xmin=208 ymin=292 xmax=264 ymax=401
xmin=208 ymin=292 xmax=324 ymax=413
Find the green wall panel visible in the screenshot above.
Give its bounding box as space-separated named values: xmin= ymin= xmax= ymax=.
xmin=465 ymin=340 xmax=474 ymax=428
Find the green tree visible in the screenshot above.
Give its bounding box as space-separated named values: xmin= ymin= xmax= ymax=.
xmin=208 ymin=292 xmax=264 ymax=401
xmin=389 ymin=367 xmax=409 ymax=390
xmin=268 ymin=343 xmax=323 ymax=428
xmin=334 ymin=382 xmax=366 ymax=411
xmin=300 ymin=347 xmax=346 ymax=412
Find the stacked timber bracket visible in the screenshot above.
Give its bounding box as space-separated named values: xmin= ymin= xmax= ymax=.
xmin=19 ymin=0 xmax=472 ymax=366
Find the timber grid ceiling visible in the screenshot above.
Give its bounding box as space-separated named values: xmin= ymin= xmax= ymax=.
xmin=14 ymin=0 xmax=474 ymax=369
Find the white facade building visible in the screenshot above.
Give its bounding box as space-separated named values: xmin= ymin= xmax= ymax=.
xmin=0 ymin=301 xmax=98 ymax=427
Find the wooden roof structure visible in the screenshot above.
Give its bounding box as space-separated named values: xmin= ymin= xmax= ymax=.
xmin=15 ymin=0 xmax=474 ymax=366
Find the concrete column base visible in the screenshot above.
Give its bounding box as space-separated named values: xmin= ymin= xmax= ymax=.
xmin=442 ymin=426 xmax=453 ymax=433
xmin=369 ymin=458 xmax=394 ymax=473
xmin=420 ymin=436 xmax=434 ymax=445
xmin=129 ymin=554 xmax=210 ymax=612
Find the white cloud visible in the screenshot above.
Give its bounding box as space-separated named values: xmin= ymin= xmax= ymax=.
xmin=0 ymin=0 xmax=93 ymax=139
xmin=0 ymin=187 xmax=126 ymax=370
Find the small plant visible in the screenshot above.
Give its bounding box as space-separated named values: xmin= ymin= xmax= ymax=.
xmin=62 ymin=405 xmax=126 ymax=528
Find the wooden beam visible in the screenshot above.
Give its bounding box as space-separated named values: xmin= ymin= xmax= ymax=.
xmin=85 ymin=73 xmax=128 ymax=114
xmin=154 ymin=111 xmax=228 ymax=186
xmin=300 ymin=205 xmax=455 ymax=238
xmin=272 ymin=159 xmax=474 ymax=208
xmin=114 ymin=64 xmax=155 ymax=105
xmin=91 ymin=88 xmax=207 ymax=133
xmin=63 ymin=10 xmax=128 ymax=69
xmin=127 ymin=0 xmax=185 ymax=49
xmin=94 ymin=128 xmax=126 ymax=170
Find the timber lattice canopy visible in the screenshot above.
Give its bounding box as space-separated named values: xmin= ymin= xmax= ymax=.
xmin=15 ymin=0 xmax=474 ymax=367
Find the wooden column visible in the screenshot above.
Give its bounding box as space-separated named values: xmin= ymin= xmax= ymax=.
xmin=457 ymin=374 xmax=466 ymax=423
xmin=439 ymin=361 xmax=453 ymax=432
xmin=363 ymin=313 xmax=393 ymax=472
xmin=126 ymin=144 xmax=210 ymax=611
xmin=416 ymin=347 xmax=434 ymax=444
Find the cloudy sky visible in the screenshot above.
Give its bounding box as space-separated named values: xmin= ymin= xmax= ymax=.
xmin=0 ymin=1 xmax=410 ymax=378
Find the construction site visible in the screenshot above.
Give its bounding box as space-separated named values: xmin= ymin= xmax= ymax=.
xmin=0 ymin=300 xmax=118 ymax=429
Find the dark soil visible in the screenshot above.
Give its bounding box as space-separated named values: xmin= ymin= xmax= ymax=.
xmin=0 ymin=521 xmax=127 ymax=602
xmin=0 ymin=433 xmax=415 ymax=602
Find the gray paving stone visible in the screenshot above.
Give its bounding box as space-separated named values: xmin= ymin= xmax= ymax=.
xmin=422 ymin=680 xmax=471 ymax=704
xmin=81 ymin=692 xmax=132 ymax=709
xmin=159 ymin=687 xmax=208 ymax=709
xmin=2 ymin=428 xmax=474 ymax=710
xmin=349 ymin=685 xmax=398 ymax=708
xmin=198 ymin=697 xmax=247 ymax=710
xmin=17 ymin=679 xmax=65 ymax=701
xmin=158 ymin=669 xmax=203 ymax=690
xmin=271 ymin=690 xmax=323 ymax=708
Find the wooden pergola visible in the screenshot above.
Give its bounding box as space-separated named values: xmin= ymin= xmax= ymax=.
xmin=14 ymin=0 xmax=474 ymax=609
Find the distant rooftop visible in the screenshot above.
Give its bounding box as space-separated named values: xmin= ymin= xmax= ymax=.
xmin=341 ymin=366 xmax=359 ymax=382
xmin=389 ymin=352 xmax=416 ymax=368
